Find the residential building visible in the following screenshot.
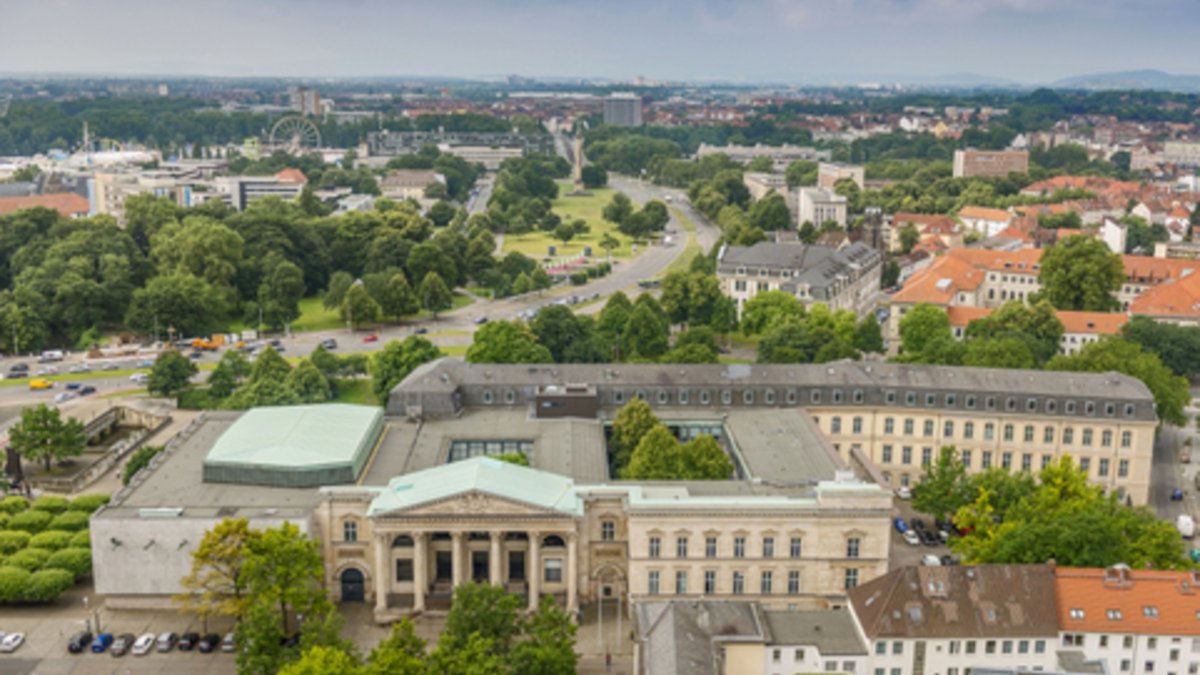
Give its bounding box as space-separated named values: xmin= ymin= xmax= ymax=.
xmin=818 ymin=162 xmax=865 ymax=190
xmin=957 ymin=206 xmax=1013 ymax=238
xmin=798 ymin=186 xmax=847 ymax=229
xmin=1128 ymin=268 xmax=1200 ymax=325
xmin=365 ymin=130 xmax=556 ymax=159
xmin=89 ymin=171 xmax=197 ymax=225
xmin=379 ymin=169 xmax=446 ymax=201
xmin=440 ymin=144 xmax=523 ymax=171
xmin=696 ymin=144 xmax=831 ymax=172
xmin=717 ymin=241 xmax=882 ymax=318
xmin=1101 ymin=216 xmax=1128 ymax=254
xmin=953 ymin=149 xmax=1030 ymax=178
xmin=887 ymin=213 xmax=964 ymax=253
xmin=0 ymin=193 xmax=90 ymax=219
xmin=743 ymin=172 xmax=790 ymax=203
xmin=215 ymin=169 xmax=307 ymax=211
xmin=1163 ymin=141 xmax=1200 ymax=167
xmin=944 ymin=306 xmax=1128 ymax=356
xmin=603 ymin=93 xmax=643 ymax=127
xmin=761 ymin=608 xmax=869 ymax=675
xmin=289 ymin=86 xmax=322 ymax=116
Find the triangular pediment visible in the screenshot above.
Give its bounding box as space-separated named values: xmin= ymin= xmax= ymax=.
xmin=373 ymin=489 xmax=570 ymax=519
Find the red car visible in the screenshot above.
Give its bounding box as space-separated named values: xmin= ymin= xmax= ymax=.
xmin=362 ymin=334 xmax=378 ymax=343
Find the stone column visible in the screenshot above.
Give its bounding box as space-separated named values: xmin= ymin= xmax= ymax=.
xmin=374 ymin=533 xmax=389 ymax=614
xmin=566 ymin=531 xmax=578 ymax=614
xmin=451 ymin=528 xmax=465 ymax=586
xmin=527 ymin=531 xmax=541 ymax=612
xmin=413 ymin=532 xmax=427 ymax=613
xmin=489 ymin=530 xmax=503 ymax=586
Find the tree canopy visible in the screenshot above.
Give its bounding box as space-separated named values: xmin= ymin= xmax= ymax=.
xmin=1036 ymin=234 xmax=1124 ymax=311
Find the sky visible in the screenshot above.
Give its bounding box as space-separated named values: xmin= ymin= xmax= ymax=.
xmin=0 ymin=0 xmax=1197 ymax=84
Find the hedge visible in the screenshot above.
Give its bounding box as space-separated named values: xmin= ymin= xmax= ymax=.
xmin=0 ymin=496 xmax=28 ymax=515
xmin=6 ymin=547 xmax=50 ymax=571
xmin=68 ymin=494 xmax=111 ymax=514
xmin=0 ymin=513 xmax=8 ymax=529
xmin=0 ymin=567 xmax=31 ymax=602
xmin=8 ymin=510 xmax=52 ymax=534
xmin=24 ymin=569 xmax=73 ymax=602
xmin=44 ymin=547 xmax=91 ymax=579
xmin=69 ymin=530 xmax=90 ymax=549
xmin=46 ymin=511 xmax=89 ymax=533
xmin=29 ymin=531 xmax=73 ymax=552
xmin=30 ymin=495 xmax=70 ymax=515
xmin=0 ymin=531 xmax=29 ymax=555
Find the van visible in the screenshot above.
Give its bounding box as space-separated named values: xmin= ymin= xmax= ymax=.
xmin=39 ymin=350 xmax=64 ymax=363
xmin=1177 ymin=514 xmax=1195 ymax=539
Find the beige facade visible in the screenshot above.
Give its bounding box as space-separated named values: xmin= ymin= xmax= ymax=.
xmin=952 ymin=149 xmax=1030 ymax=178
xmin=817 ymin=162 xmax=865 ymax=191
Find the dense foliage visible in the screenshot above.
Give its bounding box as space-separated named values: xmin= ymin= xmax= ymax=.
xmin=0 ymin=492 xmax=103 ymax=603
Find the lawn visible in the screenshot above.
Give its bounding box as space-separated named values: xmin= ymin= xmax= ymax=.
xmin=501 ymin=181 xmax=636 ymax=261
xmin=333 ymin=378 xmax=378 ymax=405
xmin=286 ymin=293 xmax=475 ymax=334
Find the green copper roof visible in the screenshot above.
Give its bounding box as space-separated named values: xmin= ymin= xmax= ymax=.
xmin=368 ymin=456 xmax=582 ymax=517
xmin=203 ymin=404 xmax=383 ymax=487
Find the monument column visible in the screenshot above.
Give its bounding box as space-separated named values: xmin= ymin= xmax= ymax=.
xmin=413 ymin=531 xmax=427 ymax=613
xmin=527 ymin=530 xmax=542 ymax=612
xmin=374 ymin=534 xmax=389 ymax=614
xmin=566 ymin=531 xmax=579 ymax=614
xmin=489 ymin=530 xmax=503 ymax=586
xmin=451 ymin=531 xmax=465 ymax=587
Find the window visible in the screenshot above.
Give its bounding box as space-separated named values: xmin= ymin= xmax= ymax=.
xmin=1064 ymin=427 xmax=1074 ymax=444
xmin=986 ymin=640 xmax=997 ymax=654
xmin=1122 ymin=431 xmax=1132 ymax=448
xmin=984 ymin=423 xmax=995 ymax=440
xmin=844 ymin=568 xmax=859 ymax=589
xmin=926 ymin=393 xmax=936 ymax=407
xmin=885 ymin=391 xmax=897 ymax=405
xmin=1125 ymin=403 xmax=1135 ymax=417
xmin=760 ymin=571 xmax=773 ymax=594
xmin=853 ymin=389 xmax=864 ymax=404
xmin=648 ymin=571 xmax=660 ymax=595
xmin=892 ymin=641 xmax=902 ymax=655
xmin=1006 ymin=397 xmax=1017 ymax=411
xmin=1003 ymin=640 xmax=1013 ymax=654
xmin=853 ymin=417 xmax=863 ymax=434
xmin=790 ymin=537 xmax=802 ymax=558
xmin=1119 ymin=459 xmax=1129 ymax=478
xmin=961 ymin=450 xmax=972 ymax=468
xmin=1108 ymin=608 xmax=1124 ymax=620
xmin=832 ymin=390 xmax=844 ymax=404
xmin=810 ymin=390 xmax=822 ymax=404
xmin=982 ymin=451 xmax=992 ymax=469
xmin=742 ymin=390 xmax=754 ymax=405
xmin=732 ymin=571 xmax=745 ymax=595
xmin=1003 ymin=424 xmax=1014 ymax=442
xmin=846 ymin=538 xmax=860 ymax=558
xmin=1047 ymin=400 xmax=1057 ymax=413
xmin=658 ymin=390 xmax=669 ymax=404
xmin=964 ymin=422 xmax=974 ymax=439
xmin=1099 ymin=458 xmax=1110 ymax=477
xmin=949 ymin=640 xmax=960 ymax=654
xmin=946 ymin=393 xmax=957 ymax=407
xmin=1086 ymin=401 xmax=1096 ymax=416
xmin=1102 ymin=429 xmax=1113 ymax=447
xmin=884 ymin=418 xmax=895 ymax=434
xmin=1066 ymin=400 xmax=1076 ymax=414
xmin=1106 ymin=402 xmax=1116 ymax=417
xmin=1144 ymin=606 xmax=1159 ymax=618
xmin=902 ymin=447 xmax=912 ymax=465
xmin=675 ymin=571 xmax=687 ymax=595
xmin=922 ymin=447 xmax=932 ymax=467
xmin=544 ymin=558 xmax=562 ymax=582
xmin=1044 ymin=426 xmax=1054 ymax=443
xmin=733 ymin=537 xmax=746 ymax=558
xmin=722 ymin=390 xmax=732 ymax=405
xmin=396 ymin=558 xmax=413 ymax=582
xmin=906 ymin=392 xmax=917 ymax=406
xmin=904 ymin=418 xmax=914 ymax=435
xmin=875 ymin=641 xmax=886 ymax=655
xmin=1024 ymin=425 xmax=1035 ymax=443
xmin=772 ymin=649 xmax=781 ymax=664
xmin=762 ymin=537 xmax=775 ymax=558
xmin=1080 ymin=457 xmax=1091 ymax=474
xmin=944 ymin=421 xmax=954 ymax=438
xmin=699 ymin=390 xmax=710 ymax=405
xmin=601 ymin=521 xmax=615 ymax=541
xmin=1002 ymin=452 xmax=1012 ymax=469
xmin=482 ymin=390 xmax=493 ymax=404
xmin=676 ymin=537 xmax=688 ymax=558
xmin=966 ymin=395 xmax=977 ymax=409
xmin=966 ymin=641 xmax=977 ymax=654
xmin=649 ymin=537 xmax=661 ymax=558
xmin=788 ymin=570 xmax=800 ymax=594
xmin=882 ymin=445 xmax=893 ymax=463
xmin=1027 ymin=398 xmax=1038 ymax=413
xmin=1021 ymin=453 xmax=1032 ymax=472
xmin=705 ymin=537 xmax=717 ymax=558
xmin=831 ymin=417 xmax=842 ymax=434
xmin=923 ymin=420 xmax=934 ymax=437
xmin=679 ymin=390 xmax=689 ymax=405
xmin=704 ymin=570 xmax=716 ymax=594
xmin=1019 ymin=640 xmax=1029 ymax=654
xmin=342 ymin=520 xmax=358 ymax=542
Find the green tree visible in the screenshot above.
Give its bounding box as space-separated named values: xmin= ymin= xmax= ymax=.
xmin=148 ymin=349 xmax=198 ymax=396
xmin=279 ymin=646 xmax=363 ymax=675
xmin=241 ymin=522 xmax=331 ymax=638
xmin=854 ymin=314 xmax=885 ymax=353
xmin=623 ymin=302 xmax=669 ymax=360
xmin=9 ymin=405 xmax=86 ymax=472
xmin=125 ymin=274 xmax=225 ymax=338
xmin=747 ymin=192 xmax=792 ymax=231
xmin=740 ymin=291 xmax=805 ymax=335
xmin=510 ymin=595 xmax=579 ymax=675
xmin=285 ymin=359 xmax=333 ymax=403
xmin=466 ymin=321 xmax=553 ymax=364
xmin=122 ymin=444 xmax=164 ymax=485
xmin=601 ymin=193 xmax=634 ymax=226
xmin=911 ymin=447 xmax=970 ymax=521
xmin=530 ymin=305 xmax=603 ymax=363
xmin=371 ymin=336 xmax=443 ymax=402
xmin=964 ymin=300 xmax=1064 ymax=366
xmin=250 ymin=346 xmax=292 ymax=384
xmin=898 ymin=303 xmax=952 ymax=355
xmin=341 ymin=283 xmax=381 ymax=330
xmin=623 ymin=427 xmax=733 ymax=480
xmin=175 ymin=518 xmax=261 ymax=629
xmin=552 ymin=222 xmax=575 ymax=247
xmin=364 ymin=619 xmax=428 ymax=675
xmin=1036 ymin=234 xmax=1124 ymax=311
xmin=419 ymin=272 xmax=453 ymax=318
xmin=962 ymin=337 xmax=1036 ymax=369
xmin=258 ymin=255 xmax=306 ymax=330
xmin=1047 ymin=336 xmax=1190 ymax=426
xmin=324 ymin=271 xmax=355 ymax=311
xmin=1121 ymin=315 xmax=1200 ymax=378
xmin=898 ymin=224 xmax=920 ymax=254
xmin=597 ymin=292 xmax=633 ymax=354
xmin=611 ymin=398 xmax=660 ymax=472
xmin=797 ymin=221 xmax=818 ymax=244
xmin=208 ymin=349 xmax=251 ymax=399
xmin=580 ymin=164 xmax=608 ymax=189
xmin=598 ymin=233 xmax=620 ymax=259
xmin=437 ymin=583 xmax=523 ymax=661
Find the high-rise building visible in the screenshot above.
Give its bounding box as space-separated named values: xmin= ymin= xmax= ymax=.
xmin=603 ymin=92 xmax=643 ymax=127
xmin=289 ymin=86 xmax=322 ymax=117
xmin=953 ymin=149 xmax=1029 ymax=178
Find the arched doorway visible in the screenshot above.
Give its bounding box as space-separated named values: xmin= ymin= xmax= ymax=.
xmin=341 ymin=568 xmax=365 ymax=602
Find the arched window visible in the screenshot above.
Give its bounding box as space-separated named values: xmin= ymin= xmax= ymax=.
xmin=392 ymin=535 xmax=414 ymax=548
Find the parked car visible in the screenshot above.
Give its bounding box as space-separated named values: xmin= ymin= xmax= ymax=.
xmin=0 ymin=632 xmax=25 ymax=653
xmin=474 ymin=316 xmax=489 ymax=325
xmin=80 ymin=385 xmax=96 ymax=396
xmin=8 ymin=362 xmax=29 ymax=374
xmin=362 ymin=334 xmax=378 ymax=343
xmin=136 ymin=359 xmax=155 ymax=369
xmin=893 ymin=517 xmax=909 ymax=533
xmin=1190 ymin=548 xmax=1200 ymax=564
xmin=98 ymin=361 xmax=118 ymax=371
xmin=903 ymin=530 xmax=921 ymax=546
xmin=155 ymin=632 xmax=178 ymax=652
xmin=131 ymin=633 xmax=155 ymax=656
xmin=67 ymin=364 xmax=90 ymax=374
xmin=130 ymin=373 xmax=149 ymax=385
xmin=36 ymin=365 xmax=58 ymax=375
xmin=28 ymin=378 xmax=53 ymax=390
xmin=1178 ymin=514 xmax=1195 ymax=539
xmin=320 ymin=338 xmax=338 ymax=350
xmin=920 ymin=529 xmax=940 ymax=546
xmin=90 ymin=633 xmax=114 ymax=653
xmin=198 ymin=633 xmax=221 ymax=653
xmin=53 ymin=391 xmax=77 ymax=404
xmin=940 ymin=554 xmax=961 ymax=566
xmin=64 ymin=381 xmax=82 ymax=390
xmin=911 ymin=518 xmax=926 ymax=531
xmin=920 ymin=554 xmax=942 ymax=566
xmin=221 ymin=632 xmax=236 ymax=653
xmin=111 ymin=633 xmax=136 ymax=656
xmin=39 ymin=350 xmax=65 ymax=362
xmin=1172 ymin=488 xmax=1185 ymax=501
xmin=67 ymin=631 xmax=93 ymax=654
xmin=412 ymin=327 xmax=428 ymax=335
xmin=178 ymin=632 xmax=200 ymax=651
xmin=895 ymin=486 xmax=912 ymax=500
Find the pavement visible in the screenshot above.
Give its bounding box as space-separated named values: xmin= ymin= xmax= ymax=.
xmin=888 ymin=497 xmax=955 ymax=569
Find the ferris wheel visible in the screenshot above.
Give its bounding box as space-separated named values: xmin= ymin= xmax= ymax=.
xmin=268 ymin=116 xmax=321 ymax=154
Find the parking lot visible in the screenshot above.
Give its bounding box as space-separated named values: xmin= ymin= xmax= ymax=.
xmin=888 ymin=497 xmax=956 ymax=569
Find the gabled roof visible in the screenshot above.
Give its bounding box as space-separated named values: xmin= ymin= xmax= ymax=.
xmin=0 ymin=193 xmax=90 ymax=218
xmin=1055 ymin=567 xmax=1200 ymax=635
xmin=1129 ymin=269 xmax=1200 ymax=317
xmin=274 ymin=168 xmax=308 ymax=185
xmin=367 ymin=456 xmax=582 ymax=517
xmin=636 ymin=601 xmax=766 ymax=675
xmin=893 ymin=212 xmax=958 ymax=230
xmin=891 ymin=254 xmax=985 ymax=305
xmin=958 ymin=206 xmax=1012 ymax=222
xmin=1057 ymin=311 xmax=1128 ymax=335
xmin=763 ymin=609 xmax=867 ymax=654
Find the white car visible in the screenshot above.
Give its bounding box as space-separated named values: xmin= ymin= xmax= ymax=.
xmin=903 ymin=530 xmax=921 ymax=546
xmin=0 ymin=632 xmax=24 ymax=653
xmin=53 ymin=391 xmax=77 ymax=404
xmin=896 ymin=486 xmax=912 ymax=500
xmin=920 ymin=555 xmax=942 ymax=567
xmin=131 ymin=632 xmax=155 ymax=656
xmin=130 ymin=373 xmax=149 ymax=385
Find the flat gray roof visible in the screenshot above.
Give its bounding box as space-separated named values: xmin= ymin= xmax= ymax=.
xmin=763 ymin=608 xmax=868 ymax=654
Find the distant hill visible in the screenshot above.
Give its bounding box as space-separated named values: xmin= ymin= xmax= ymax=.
xmin=1052 ymin=69 xmax=1200 ymax=93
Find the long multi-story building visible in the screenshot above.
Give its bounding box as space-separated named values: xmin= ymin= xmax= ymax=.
xmin=818 ymin=162 xmax=866 ymax=190
xmin=953 ymin=149 xmax=1029 ymax=178
xmin=696 ymin=144 xmax=831 ymax=171
xmin=603 ymin=92 xmax=644 ymax=127
xmin=798 ymin=186 xmax=848 ymax=228
xmin=717 ymin=241 xmax=883 ymax=318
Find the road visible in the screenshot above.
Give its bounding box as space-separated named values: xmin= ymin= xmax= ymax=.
xmin=0 ymin=178 xmax=720 ymax=407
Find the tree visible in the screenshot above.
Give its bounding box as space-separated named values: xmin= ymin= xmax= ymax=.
xmin=740 ymin=291 xmax=805 ymax=335
xmin=285 ymin=359 xmax=333 ymax=403
xmin=747 ymin=192 xmax=791 ymax=231
xmin=324 ymin=271 xmax=355 ymax=311
xmin=597 ymin=292 xmax=633 ymax=352
xmin=250 ymin=346 xmax=292 ymax=384
xmin=176 ymin=518 xmax=260 ymax=630
xmin=1121 ymin=315 xmax=1200 ymax=378
xmin=427 ymin=201 xmax=457 ymax=228
xmin=437 ymin=583 xmax=523 ymax=660
xmin=1036 ymin=234 xmax=1124 ymax=311
xmin=466 ymin=321 xmax=552 ymax=364
xmin=611 ymin=398 xmax=660 ymax=472
xmin=964 ymin=300 xmax=1064 ymax=366
xmin=898 ymin=304 xmax=952 ymax=355
xmin=371 ymin=336 xmax=443 ymax=402
xmin=418 ymin=272 xmax=453 ymax=318
xmin=280 ymin=646 xmax=363 ymax=675
xmin=122 ymin=444 xmax=163 ymax=485
xmin=580 ymin=164 xmax=607 ymax=189
xmin=530 ymin=305 xmax=603 ymax=363
xmin=259 ymin=256 xmax=306 ymax=330
xmin=148 ymin=349 xmax=198 ymax=396
xmin=379 ymin=273 xmax=419 ymax=320
xmin=208 ymin=349 xmax=251 ymax=399
xmin=341 ymin=283 xmax=381 ymax=330
xmin=9 ymin=405 xmax=86 ymax=472
xmin=364 ymin=620 xmax=428 ymax=674
xmin=241 ymin=522 xmax=330 ymax=638
xmin=898 ymin=224 xmax=920 ymax=254
xmin=509 ymin=595 xmax=579 ymax=675
xmin=623 ymin=427 xmax=733 ymax=480
xmin=911 ymin=447 xmax=970 ymax=521
xmin=797 ymin=221 xmax=818 ymax=244
xmin=552 ymin=222 xmax=575 ymax=247
xmin=1047 ymin=336 xmax=1190 ymax=426
xmin=962 ymin=336 xmax=1035 ymax=369
xmin=598 ymin=233 xmax=620 ymax=259
xmin=854 ymin=314 xmax=885 ymax=353
xmin=125 ymin=274 xmax=225 ymax=338
xmin=601 ymin=193 xmax=634 ymax=226
xmin=623 ymin=302 xmax=669 ymax=359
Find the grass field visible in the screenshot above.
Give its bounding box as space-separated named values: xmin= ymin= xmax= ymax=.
xmin=287 ymin=293 xmax=475 ymax=333
xmin=501 ymin=182 xmax=636 ymax=261
xmin=333 ymin=378 xmax=378 ymax=405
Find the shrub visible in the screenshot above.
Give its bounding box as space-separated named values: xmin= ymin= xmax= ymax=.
xmin=0 ymin=496 xmax=29 ymax=515
xmin=0 ymin=513 xmax=8 ymax=529
xmin=0 ymin=567 xmax=31 ymax=603
xmin=569 ymin=271 xmax=588 ymax=285
xmin=123 ymin=445 xmax=165 ymax=485
xmin=43 ymin=548 xmax=91 ymax=579
xmin=0 ymin=531 xmax=31 ymax=555
xmin=69 ymin=530 xmax=90 ymax=549
xmin=6 ymin=547 xmax=50 ymax=571
xmin=68 ymin=494 xmax=110 ymax=514
xmin=30 ymin=495 xmax=70 ymax=515
xmin=46 ymin=511 xmax=89 ymax=533
xmin=23 ymin=569 xmax=73 ymax=602
xmin=8 ymin=510 xmax=52 ymax=534
xmin=29 ymin=531 xmax=73 ymax=552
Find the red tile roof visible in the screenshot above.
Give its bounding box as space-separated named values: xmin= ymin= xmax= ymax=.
xmin=1057 ymin=311 xmax=1128 ymax=335
xmin=1129 ymin=269 xmax=1200 ymax=318
xmin=0 ymin=193 xmax=90 ymax=218
xmin=1121 ymin=255 xmax=1200 ymax=285
xmin=893 ymin=212 xmax=958 ymax=230
xmin=958 ymin=206 xmax=1011 ymax=222
xmin=891 ymin=254 xmax=985 ymax=305
xmin=274 ymin=168 xmax=308 ymax=185
xmin=1055 ymin=567 xmax=1200 ymax=635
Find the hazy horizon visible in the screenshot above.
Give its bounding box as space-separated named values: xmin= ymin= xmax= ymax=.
xmin=1 ymin=0 xmax=1197 ymax=84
